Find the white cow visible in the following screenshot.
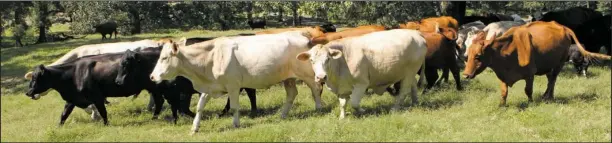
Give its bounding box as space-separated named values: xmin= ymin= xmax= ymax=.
xmin=463 ymin=21 xmax=525 ymax=57
xmin=149 ymin=30 xmax=323 ymax=134
xmin=296 ymin=29 xmax=428 ymax=119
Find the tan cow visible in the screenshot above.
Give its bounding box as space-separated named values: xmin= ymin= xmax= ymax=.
xmin=463 ymin=21 xmax=611 ymax=106
xmin=296 ymin=29 xmax=428 ymax=119
xmin=149 ymin=30 xmax=323 ymax=134
xmin=310 ymin=25 xmax=387 ymax=44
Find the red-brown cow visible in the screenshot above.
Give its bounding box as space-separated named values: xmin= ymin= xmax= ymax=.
xmin=310 ymin=25 xmax=386 ymax=44
xmin=463 ymin=21 xmax=611 ymax=106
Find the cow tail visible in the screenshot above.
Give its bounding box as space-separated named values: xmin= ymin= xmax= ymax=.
xmin=565 ymin=27 xmax=612 ymax=62
xmin=75 ymin=61 xmax=97 ymax=92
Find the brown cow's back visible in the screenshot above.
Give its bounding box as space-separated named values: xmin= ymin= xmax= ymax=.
xmin=311 ymin=25 xmax=386 ymax=44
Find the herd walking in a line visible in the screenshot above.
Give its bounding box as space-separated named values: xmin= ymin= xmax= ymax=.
xmin=23 ymin=7 xmax=611 ymax=135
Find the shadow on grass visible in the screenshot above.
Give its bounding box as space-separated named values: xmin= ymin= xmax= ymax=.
xmin=515 ymin=92 xmax=600 ymax=111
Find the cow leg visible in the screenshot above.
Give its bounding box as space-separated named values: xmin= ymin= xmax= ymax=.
xmin=151 ymin=93 xmax=164 ymax=119
xmin=524 ymin=76 xmax=534 ymax=102
xmin=436 ymin=68 xmax=450 ymax=86
xmin=180 ymin=93 xmax=195 ymax=117
xmin=449 ymin=60 xmax=463 ymax=91
xmin=169 ymin=101 xmax=179 ymax=124
xmin=542 ymin=66 xmax=562 ymax=101
xmin=227 ymin=89 xmax=242 ymax=128
xmin=93 ymin=102 xmax=109 ymax=125
xmin=338 ymin=95 xmax=349 ymax=119
xmin=303 ymin=80 xmax=323 ymax=110
xmin=220 ymin=97 xmax=231 ymax=116
xmin=280 ymin=78 xmax=298 ymax=118
xmin=191 ymin=93 xmax=211 ymax=135
xmin=423 ymin=66 xmax=439 ymax=94
xmin=147 ymin=95 xmax=155 ymax=112
xmin=244 ymin=88 xmax=258 ymax=115
xmin=349 ymin=84 xmax=367 ymax=116
xmin=499 ymin=81 xmax=509 ymax=106
xmin=59 ymin=102 xmax=76 ymax=125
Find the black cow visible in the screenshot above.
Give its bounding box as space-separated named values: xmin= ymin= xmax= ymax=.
xmin=462 ymin=13 xmax=514 ymax=26
xmin=94 ymin=21 xmax=118 ymax=40
xmin=319 ymin=23 xmax=336 ymax=33
xmin=24 ymin=49 xmax=183 ymax=125
xmin=247 ymin=19 xmax=266 ymax=30
xmin=574 ymin=15 xmax=611 ymax=55
xmin=126 ymin=38 xmax=259 ymax=116
xmin=538 ymin=7 xmax=603 ymax=31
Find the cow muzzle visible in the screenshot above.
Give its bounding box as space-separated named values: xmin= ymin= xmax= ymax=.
xmin=315 ymin=75 xmax=327 ymax=83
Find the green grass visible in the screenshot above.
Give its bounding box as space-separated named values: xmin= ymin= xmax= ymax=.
xmin=1 ymin=29 xmax=611 ymax=142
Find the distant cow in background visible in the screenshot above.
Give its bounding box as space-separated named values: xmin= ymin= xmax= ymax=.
xmin=538 ymin=7 xmax=602 ymax=31
xmin=319 ymin=23 xmax=337 ymax=33
xmin=462 ymin=13 xmax=514 ymax=26
xmin=247 ymin=19 xmax=266 ymax=30
xmin=94 ymin=21 xmax=118 ymax=40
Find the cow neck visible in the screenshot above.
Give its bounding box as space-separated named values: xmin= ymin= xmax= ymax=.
xmin=325 ymin=47 xmax=350 ymax=92
xmin=174 ymin=43 xmax=215 ymax=89
xmin=46 ymin=64 xmax=76 ymax=93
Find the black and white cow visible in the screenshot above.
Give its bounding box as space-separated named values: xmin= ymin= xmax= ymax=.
xmin=24 ymin=47 xmax=182 ymax=125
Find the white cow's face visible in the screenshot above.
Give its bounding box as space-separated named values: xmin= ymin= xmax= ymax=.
xmin=150 ymin=38 xmax=184 ymax=83
xmin=296 ymin=44 xmax=342 ymax=83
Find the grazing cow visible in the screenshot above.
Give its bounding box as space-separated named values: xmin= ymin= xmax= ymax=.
xmin=462 ymin=21 xmax=611 ymax=106
xmin=463 ymin=21 xmax=525 ymax=57
xmin=567 ymin=44 xmax=590 ymax=76
xmin=119 ymin=38 xmax=260 ymax=116
xmin=149 ymin=30 xmax=324 ymax=134
xmin=574 ymin=15 xmax=611 ymax=55
xmin=538 ymin=7 xmax=603 ymax=31
xmin=319 ymin=23 xmax=337 ymax=33
xmin=94 ymin=21 xmax=118 ymax=40
xmin=296 ymin=29 xmax=427 ymax=119
xmin=311 ymin=25 xmax=386 ymax=45
xmin=24 ymin=47 xmax=186 ymax=125
xmin=247 ymin=19 xmax=266 ymax=30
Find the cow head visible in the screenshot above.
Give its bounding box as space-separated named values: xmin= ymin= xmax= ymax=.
xmin=24 ymin=65 xmax=53 ymax=100
xmin=115 ymin=49 xmax=141 ymax=85
xmin=296 ymin=44 xmax=343 ymax=84
xmin=150 ymin=38 xmax=185 ymax=83
xmin=463 ymin=30 xmax=483 ymax=57
xmin=462 ymin=32 xmax=494 ymax=79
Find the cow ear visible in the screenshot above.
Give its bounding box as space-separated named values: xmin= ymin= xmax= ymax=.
xmin=296 ymin=52 xmax=311 ymax=61
xmin=177 ymin=37 xmax=187 ymax=47
xmin=36 ymin=64 xmax=46 ymax=75
xmin=329 ymin=49 xmax=343 ymax=59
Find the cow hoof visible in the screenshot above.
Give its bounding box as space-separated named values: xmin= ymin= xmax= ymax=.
xmin=151 ymin=116 xmax=159 ymax=120
xmin=190 ymin=131 xmax=197 ymax=136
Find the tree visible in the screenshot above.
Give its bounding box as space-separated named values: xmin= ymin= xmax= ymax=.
xmin=13 ymin=2 xmax=31 ymax=47
xmin=291 ymin=1 xmax=299 ymax=26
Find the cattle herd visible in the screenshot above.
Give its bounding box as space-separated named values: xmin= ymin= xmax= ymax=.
xmin=23 ymin=7 xmax=611 ymax=135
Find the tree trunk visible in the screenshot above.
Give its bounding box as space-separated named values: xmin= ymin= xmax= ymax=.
xmin=452 ymin=1 xmax=466 ymax=25
xmin=128 ymin=2 xmax=141 ymax=34
xmin=14 ymin=4 xmax=24 ymax=47
xmin=291 ymin=1 xmax=298 ymax=26
xmin=36 ymin=2 xmax=49 ymax=44
xmin=278 ymin=4 xmax=283 ymax=22
xmin=246 ymin=1 xmax=253 ymax=21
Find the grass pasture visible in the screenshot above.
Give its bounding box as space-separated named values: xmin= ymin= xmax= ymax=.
xmin=1 ymin=29 xmax=610 ymax=142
